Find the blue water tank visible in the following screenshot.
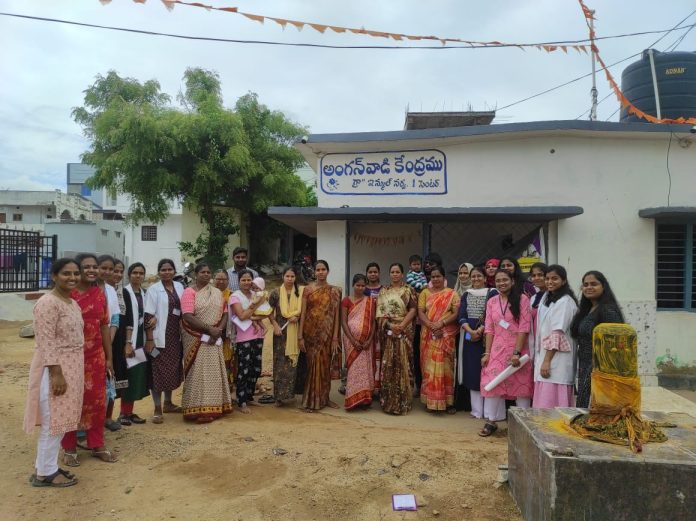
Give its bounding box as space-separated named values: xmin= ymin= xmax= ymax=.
xmin=620 ymin=49 xmax=696 ymax=122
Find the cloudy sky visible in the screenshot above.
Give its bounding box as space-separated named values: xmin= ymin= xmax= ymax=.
xmin=0 ymin=0 xmax=694 ymax=191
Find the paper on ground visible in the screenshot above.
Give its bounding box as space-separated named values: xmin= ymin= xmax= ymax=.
xmin=392 ymin=494 xmax=417 ymax=511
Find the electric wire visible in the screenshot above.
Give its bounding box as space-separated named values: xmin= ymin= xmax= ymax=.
xmin=0 ymin=11 xmax=695 ymax=50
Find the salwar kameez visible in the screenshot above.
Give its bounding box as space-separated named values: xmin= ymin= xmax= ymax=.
xmin=24 ymin=293 xmax=85 ymax=476
xmin=480 ymin=294 xmax=532 ymax=421
xmin=62 ymin=286 xmax=109 ymax=451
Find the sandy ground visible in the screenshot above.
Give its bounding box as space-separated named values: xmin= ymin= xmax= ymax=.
xmin=0 ymin=319 xmax=522 ymax=521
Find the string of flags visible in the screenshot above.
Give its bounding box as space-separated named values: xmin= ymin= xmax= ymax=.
xmin=98 ymin=0 xmax=590 ymax=52
xmin=352 ymin=233 xmax=415 ymax=248
xmin=578 ymin=0 xmax=696 ymax=124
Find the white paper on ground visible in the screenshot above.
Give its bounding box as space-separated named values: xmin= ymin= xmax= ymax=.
xmin=483 ymin=354 xmax=531 ymax=392
xmin=126 ymin=348 xmax=148 ymax=369
xmin=232 ymin=316 xmax=253 ymax=331
xmin=392 ymin=494 xmax=417 ymax=511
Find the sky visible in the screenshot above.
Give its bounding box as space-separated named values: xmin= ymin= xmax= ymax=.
xmin=0 ymin=0 xmax=694 ymax=191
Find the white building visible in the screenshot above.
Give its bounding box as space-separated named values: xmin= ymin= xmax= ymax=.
xmin=0 ymin=189 xmax=93 ymax=229
xmin=67 ymin=163 xmax=245 ymax=274
xmin=270 ymin=119 xmax=696 ymax=384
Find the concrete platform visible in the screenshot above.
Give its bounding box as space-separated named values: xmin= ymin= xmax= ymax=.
xmin=508 ymin=407 xmax=696 ymax=521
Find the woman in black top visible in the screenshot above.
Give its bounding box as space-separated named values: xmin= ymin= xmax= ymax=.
xmin=570 ymin=271 xmax=624 ymax=408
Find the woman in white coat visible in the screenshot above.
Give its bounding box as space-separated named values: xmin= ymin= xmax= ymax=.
xmin=144 ymin=259 xmax=185 ymax=424
xmin=532 ymin=264 xmax=578 ymax=409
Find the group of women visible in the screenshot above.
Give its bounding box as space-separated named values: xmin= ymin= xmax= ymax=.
xmin=23 ymin=251 xmax=624 ymax=487
xmin=335 ymin=257 xmax=624 ymax=437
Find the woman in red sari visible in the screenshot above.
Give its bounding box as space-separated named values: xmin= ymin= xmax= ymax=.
xmin=298 ymin=260 xmax=342 ymax=412
xmin=417 ymin=265 xmax=460 ymax=413
xmin=62 ymin=253 xmax=117 ymax=466
xmin=341 ymin=274 xmax=376 ymax=410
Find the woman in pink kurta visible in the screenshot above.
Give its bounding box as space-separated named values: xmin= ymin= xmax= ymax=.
xmin=480 ymin=269 xmax=532 ymax=436
xmin=24 ymin=258 xmax=84 ymax=487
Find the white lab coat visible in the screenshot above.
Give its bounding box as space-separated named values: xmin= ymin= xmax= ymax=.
xmin=143 ymin=281 xmax=184 ymax=348
xmin=533 ymin=294 xmax=578 ymax=385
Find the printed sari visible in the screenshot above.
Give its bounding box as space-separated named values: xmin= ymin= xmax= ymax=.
xmin=181 ymin=285 xmax=232 ymax=421
xmin=419 ymin=288 xmax=460 ymax=411
xmin=377 ymin=285 xmax=416 ymax=415
xmin=301 ymin=284 xmax=342 ymax=410
xmin=342 ymin=296 xmax=376 ymax=410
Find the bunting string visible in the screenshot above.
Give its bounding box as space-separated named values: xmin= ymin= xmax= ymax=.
xmin=352 ymin=233 xmax=415 ymax=248
xmin=578 ymin=0 xmax=696 ymax=124
xmin=98 ymin=0 xmax=590 ymax=53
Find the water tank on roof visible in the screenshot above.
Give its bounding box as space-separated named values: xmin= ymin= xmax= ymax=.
xmin=620 ymin=49 xmax=696 ymax=122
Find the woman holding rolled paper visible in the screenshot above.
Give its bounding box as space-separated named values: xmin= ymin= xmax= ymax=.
xmin=479 ymin=269 xmax=532 ymax=437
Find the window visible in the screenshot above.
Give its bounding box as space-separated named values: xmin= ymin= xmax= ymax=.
xmin=141 ymin=225 xmax=157 ymax=241
xmin=101 ymin=229 xmax=108 ymax=236
xmin=12 ymin=213 xmax=22 ymax=222
xmin=656 ymin=223 xmax=695 ymax=310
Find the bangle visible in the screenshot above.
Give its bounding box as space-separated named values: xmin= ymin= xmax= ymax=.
xmin=513 ymin=350 xmax=521 ymax=356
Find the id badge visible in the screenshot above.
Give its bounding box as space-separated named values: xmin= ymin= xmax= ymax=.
xmin=498 ymin=319 xmax=510 ymax=330
xmin=172 ymin=308 xmax=181 ymax=316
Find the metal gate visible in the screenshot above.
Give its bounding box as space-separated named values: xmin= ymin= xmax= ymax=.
xmin=0 ymin=228 xmax=57 ymax=292
xmin=427 ymin=221 xmax=546 ymax=285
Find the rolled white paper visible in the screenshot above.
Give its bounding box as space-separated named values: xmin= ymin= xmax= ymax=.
xmin=483 ymin=354 xmax=530 ymax=392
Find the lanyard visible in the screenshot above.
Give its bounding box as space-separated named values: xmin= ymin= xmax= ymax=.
xmin=498 ymin=296 xmax=509 ymax=318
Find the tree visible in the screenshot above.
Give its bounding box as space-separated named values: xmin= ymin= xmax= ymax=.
xmin=73 ymin=68 xmax=310 ymax=268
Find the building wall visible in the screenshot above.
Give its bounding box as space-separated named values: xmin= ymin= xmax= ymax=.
xmin=348 ymin=222 xmax=422 ymax=291
xmin=45 ymin=220 xmax=125 ymax=260
xmin=312 ymin=132 xmax=696 ymax=382
xmin=179 ymin=206 xmax=243 ymax=266
xmin=125 ymin=215 xmax=183 ymax=275
xmin=317 ymin=221 xmax=347 ymax=289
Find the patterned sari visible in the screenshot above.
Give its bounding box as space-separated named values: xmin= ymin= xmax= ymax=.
xmin=342 ymin=296 xmax=375 ymax=410
xmin=419 ymin=288 xmax=460 ymax=411
xmin=377 ymin=285 xmax=416 ymax=415
xmin=301 ymin=284 xmax=342 ymax=410
xmin=181 ymin=285 xmax=232 ymax=421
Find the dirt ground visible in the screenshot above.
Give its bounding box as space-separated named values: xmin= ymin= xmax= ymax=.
xmin=0 ymin=319 xmax=522 ymax=521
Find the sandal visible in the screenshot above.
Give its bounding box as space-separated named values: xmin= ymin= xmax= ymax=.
xmin=479 ymin=422 xmax=498 ymax=437
xmin=31 ymin=469 xmax=78 ymax=488
xmin=104 ymin=419 xmax=122 ymax=432
xmin=152 ymin=414 xmax=164 ymax=424
xmin=446 ymin=407 xmax=457 ymax=415
xmin=258 ymin=394 xmax=276 ymax=404
xmin=117 ymin=414 xmax=132 ymax=426
xmin=163 ymin=403 xmax=183 ymax=413
xmin=91 ymin=449 xmax=118 ymax=463
xmin=63 ymin=451 xmax=80 ymax=467
xmin=129 ymin=414 xmax=146 ymax=424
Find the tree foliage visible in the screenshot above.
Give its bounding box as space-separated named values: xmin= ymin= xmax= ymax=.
xmin=73 ymin=68 xmax=310 ymax=268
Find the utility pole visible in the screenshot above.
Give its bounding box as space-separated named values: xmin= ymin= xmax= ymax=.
xmin=589 ymin=10 xmax=598 ymax=121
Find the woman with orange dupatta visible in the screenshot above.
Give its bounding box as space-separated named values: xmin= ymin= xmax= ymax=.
xmin=180 ymin=263 xmax=232 ymax=423
xmin=299 ymin=260 xmax=342 ymax=412
xmin=417 ymin=265 xmax=460 ymax=413
xmin=341 ymin=274 xmax=376 ymax=410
